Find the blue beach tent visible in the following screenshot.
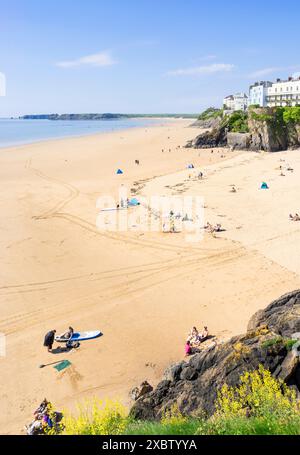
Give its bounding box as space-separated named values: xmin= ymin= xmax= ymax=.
xmin=260 ymin=182 xmax=269 ymax=189
xmin=116 ymin=169 xmax=123 ymax=174
xmin=187 ymin=164 xmax=194 ymax=169
xmin=128 ymin=198 xmax=140 ymax=206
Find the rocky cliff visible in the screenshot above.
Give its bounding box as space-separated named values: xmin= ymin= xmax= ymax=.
xmin=187 ymin=107 xmax=300 ymax=152
xmin=130 ymin=290 xmax=300 ymax=420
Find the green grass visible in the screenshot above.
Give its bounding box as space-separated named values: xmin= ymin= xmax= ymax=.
xmin=122 ymin=415 xmax=300 ymax=435
xmin=197 ymin=415 xmax=300 ymax=435
xmin=261 ymin=337 xmax=283 ymax=349
xmin=125 ymin=419 xmax=201 ymax=435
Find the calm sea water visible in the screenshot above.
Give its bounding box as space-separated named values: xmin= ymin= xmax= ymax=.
xmin=0 ymin=118 xmax=161 ymax=148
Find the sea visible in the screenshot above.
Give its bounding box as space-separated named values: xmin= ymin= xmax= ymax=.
xmin=0 ymin=117 xmax=162 ymax=148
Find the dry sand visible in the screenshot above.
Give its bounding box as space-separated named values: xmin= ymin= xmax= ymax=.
xmin=0 ymin=119 xmax=300 ymax=434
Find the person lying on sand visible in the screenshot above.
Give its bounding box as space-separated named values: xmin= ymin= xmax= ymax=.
xmin=204 ymin=222 xmax=223 ymax=233
xmin=289 ymin=213 xmax=300 ymax=221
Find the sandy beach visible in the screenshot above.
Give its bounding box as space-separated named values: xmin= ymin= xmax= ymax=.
xmin=1 ymin=119 xmax=300 ymax=434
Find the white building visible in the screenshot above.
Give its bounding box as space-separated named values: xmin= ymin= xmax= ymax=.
xmin=249 ymin=76 xmax=300 ymax=107
xmin=223 ymin=95 xmax=234 ymax=110
xmin=249 ymin=81 xmax=272 ymax=107
xmin=266 ymin=77 xmax=300 ymax=107
xmin=223 ymin=93 xmax=248 ymax=111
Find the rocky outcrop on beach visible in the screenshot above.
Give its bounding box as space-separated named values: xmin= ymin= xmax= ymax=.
xmin=186 ymin=107 xmax=300 ymax=152
xmin=185 ymin=124 xmax=227 ymax=149
xmin=130 ymin=290 xmax=300 ymax=420
xmin=190 ymin=116 xmax=222 ymax=130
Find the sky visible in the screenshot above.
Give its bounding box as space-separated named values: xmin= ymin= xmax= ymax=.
xmin=0 ymin=0 xmax=300 ymax=116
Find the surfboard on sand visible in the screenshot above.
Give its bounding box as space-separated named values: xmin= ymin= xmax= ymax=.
xmin=100 ymin=207 xmax=127 ymax=212
xmin=55 ymin=331 xmax=102 ymax=343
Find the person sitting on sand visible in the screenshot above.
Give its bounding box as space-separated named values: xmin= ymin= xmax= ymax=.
xmin=230 ymin=186 xmax=237 ymax=193
xmin=289 ymin=213 xmax=300 ymax=221
xmin=59 ymin=326 xmax=74 ymax=341
xmin=187 ymin=326 xmax=199 ymax=343
xmin=34 ymin=399 xmax=50 ymax=418
xmin=204 ymin=222 xmax=212 ymax=230
xmin=26 ymin=399 xmax=51 ymax=435
xmin=185 ymin=340 xmax=192 ymax=356
xmin=199 ymin=326 xmax=209 ymax=342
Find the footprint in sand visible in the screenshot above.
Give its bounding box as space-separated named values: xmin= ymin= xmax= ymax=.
xmin=57 ymin=365 xmax=84 ymax=390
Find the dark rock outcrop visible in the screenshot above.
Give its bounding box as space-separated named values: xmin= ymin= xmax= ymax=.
xmin=247 ymin=289 xmax=300 ymax=337
xmin=185 ymin=125 xmax=227 ymax=149
xmin=130 ymin=290 xmax=300 ymax=421
xmin=130 ymin=381 xmax=153 ymax=401
xmin=190 ymin=117 xmax=222 ymax=130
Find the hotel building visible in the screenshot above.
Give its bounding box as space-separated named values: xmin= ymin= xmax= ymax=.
xmin=249 ymin=76 xmax=300 ymax=107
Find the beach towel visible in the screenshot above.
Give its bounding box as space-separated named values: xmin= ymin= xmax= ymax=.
xmin=54 ymin=360 xmax=72 ymax=372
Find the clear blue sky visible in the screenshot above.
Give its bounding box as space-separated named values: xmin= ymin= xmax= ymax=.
xmin=1 ymin=0 xmax=300 ymax=116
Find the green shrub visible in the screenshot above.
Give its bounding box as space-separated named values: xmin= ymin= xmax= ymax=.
xmin=215 ymin=365 xmax=299 ymax=418
xmin=62 ymin=367 xmax=300 ymax=435
xmin=261 ymin=337 xmax=283 ymax=349
xmin=227 ymin=111 xmax=249 ymax=133
xmin=282 ymin=106 xmax=300 ymax=124
xmin=198 ymin=107 xmax=223 ymax=121
xmin=284 ymin=338 xmax=298 ymax=351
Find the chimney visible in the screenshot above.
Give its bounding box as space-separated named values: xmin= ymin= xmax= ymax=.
xmin=276 ymin=78 xmax=281 ymax=82
xmin=288 ymin=77 xmax=292 ymax=81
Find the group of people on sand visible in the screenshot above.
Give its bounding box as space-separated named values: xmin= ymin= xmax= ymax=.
xmin=43 ymin=326 xmax=74 ymax=352
xmin=204 ymin=222 xmax=222 ymax=233
xmin=289 ymin=213 xmax=300 ymax=221
xmin=185 ymin=326 xmax=209 ymax=356
xmin=24 ymin=399 xmax=63 ymax=435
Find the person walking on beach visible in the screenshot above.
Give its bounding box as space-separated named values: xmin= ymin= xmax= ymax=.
xmin=43 ymin=329 xmax=56 ymax=353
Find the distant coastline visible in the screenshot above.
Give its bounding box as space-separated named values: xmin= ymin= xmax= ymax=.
xmin=19 ymin=113 xmax=198 ymax=121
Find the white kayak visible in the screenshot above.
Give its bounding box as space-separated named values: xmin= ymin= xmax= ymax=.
xmin=55 ymin=330 xmax=102 ymax=343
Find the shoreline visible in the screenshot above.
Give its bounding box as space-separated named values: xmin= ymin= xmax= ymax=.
xmin=1 ymin=121 xmax=300 ymax=434
xmin=0 ymin=117 xmax=179 ymax=152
